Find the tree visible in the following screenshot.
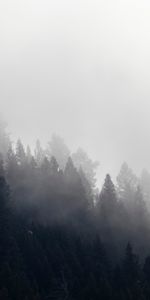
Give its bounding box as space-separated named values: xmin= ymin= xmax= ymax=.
xmin=0 ymin=173 xmax=11 ymax=266
xmin=40 ymin=157 xmax=51 ymax=176
xmin=64 ymin=157 xmax=87 ymax=213
xmin=134 ymin=186 xmax=147 ymax=219
xmin=40 ymin=156 xmax=60 ymax=187
xmin=0 ymin=175 xmax=10 ymax=213
xmin=97 ymin=174 xmax=127 ymax=258
xmin=34 ymin=140 xmax=45 ymax=166
xmin=79 ymin=167 xmax=93 ymax=208
xmin=98 ymin=174 xmax=117 ymax=216
xmin=0 ymin=288 xmax=10 ymax=300
xmin=144 ymin=256 xmax=150 ymax=282
xmin=50 ymin=156 xmax=59 ymax=176
xmin=132 ymin=186 xmax=150 ymax=257
xmin=46 ymin=134 xmax=70 ymax=170
xmin=140 ymin=169 xmax=150 ymax=209
xmin=72 ymin=147 xmax=99 ymax=190
xmin=122 ymin=243 xmax=140 ymax=287
xmin=117 ymin=162 xmax=138 ymax=206
xmin=0 ymin=155 xmax=5 ymax=177
xmin=16 ymin=139 xmax=26 ymax=166
xmin=0 ymin=118 xmax=10 ymax=160
xmin=64 ymin=157 xmax=83 ymax=193
xmin=6 ymin=144 xmax=18 ymax=186
xmin=26 ymin=146 xmax=32 ymax=164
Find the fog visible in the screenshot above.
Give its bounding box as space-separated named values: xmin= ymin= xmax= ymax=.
xmin=1 ymin=0 xmax=150 ymax=182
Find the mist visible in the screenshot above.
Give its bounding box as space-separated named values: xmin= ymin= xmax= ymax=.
xmin=1 ymin=0 xmax=150 ymax=184
xmin=2 ymin=2 xmax=150 ymax=298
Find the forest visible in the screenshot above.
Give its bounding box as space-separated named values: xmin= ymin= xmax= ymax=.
xmin=1 ymin=120 xmax=150 ymax=299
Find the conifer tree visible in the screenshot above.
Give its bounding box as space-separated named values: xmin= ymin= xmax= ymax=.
xmin=16 ymin=139 xmax=26 ymax=166
xmin=98 ymin=174 xmax=117 ymax=216
xmin=122 ymin=243 xmax=140 ymax=287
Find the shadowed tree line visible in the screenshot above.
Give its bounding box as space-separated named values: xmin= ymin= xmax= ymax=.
xmin=1 ymin=121 xmax=150 ymax=299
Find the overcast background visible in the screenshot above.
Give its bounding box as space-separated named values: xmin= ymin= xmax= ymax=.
xmin=1 ymin=0 xmax=150 ymax=183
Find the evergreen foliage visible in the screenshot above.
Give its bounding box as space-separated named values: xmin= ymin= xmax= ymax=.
xmin=0 ymin=123 xmax=150 ymax=299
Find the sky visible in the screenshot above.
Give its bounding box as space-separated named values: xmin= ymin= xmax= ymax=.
xmin=1 ymin=0 xmax=150 ymax=183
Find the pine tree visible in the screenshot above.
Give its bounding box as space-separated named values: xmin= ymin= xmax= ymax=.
xmin=64 ymin=157 xmax=87 ymax=214
xmin=34 ymin=140 xmax=44 ymax=166
xmin=47 ymin=134 xmax=70 ymax=170
xmin=122 ymin=243 xmax=140 ymax=287
xmin=144 ymin=256 xmax=150 ymax=281
xmin=98 ymin=174 xmax=117 ymax=216
xmin=79 ymin=167 xmax=93 ymax=209
xmin=117 ymin=162 xmax=138 ymax=204
xmin=50 ymin=156 xmax=59 ymax=176
xmin=72 ymin=147 xmax=99 ymax=190
xmin=16 ymin=139 xmax=26 ymax=166
xmin=6 ymin=145 xmax=18 ymax=186
xmin=26 ymin=146 xmax=32 ymax=164
xmin=0 ymin=119 xmax=10 ymax=160
xmin=0 ymin=175 xmax=9 ymax=214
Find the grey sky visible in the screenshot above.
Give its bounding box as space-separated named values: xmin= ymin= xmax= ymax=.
xmin=1 ymin=0 xmax=150 ymax=182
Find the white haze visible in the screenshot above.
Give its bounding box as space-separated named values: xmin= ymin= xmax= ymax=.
xmin=1 ymin=0 xmax=150 ymax=183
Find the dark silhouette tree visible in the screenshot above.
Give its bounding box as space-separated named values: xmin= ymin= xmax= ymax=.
xmin=98 ymin=174 xmax=117 ymax=216
xmin=122 ymin=243 xmax=140 ymax=286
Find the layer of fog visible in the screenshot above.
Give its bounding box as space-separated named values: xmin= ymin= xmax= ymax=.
xmin=1 ymin=0 xmax=150 ymax=183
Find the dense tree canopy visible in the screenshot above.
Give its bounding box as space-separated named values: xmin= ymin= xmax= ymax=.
xmin=0 ymin=128 xmax=150 ymax=299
